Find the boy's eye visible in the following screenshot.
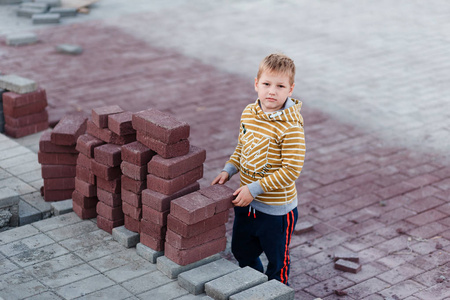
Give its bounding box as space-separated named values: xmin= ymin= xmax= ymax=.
xmin=263 ymin=83 xmax=269 ymax=86
xmin=278 ymin=85 xmax=285 ymax=88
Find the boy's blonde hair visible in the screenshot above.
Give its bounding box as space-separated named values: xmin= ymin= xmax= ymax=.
xmin=257 ymin=53 xmax=296 ymax=86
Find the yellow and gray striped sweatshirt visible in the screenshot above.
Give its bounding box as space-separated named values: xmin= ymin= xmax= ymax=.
xmin=223 ymin=98 xmax=305 ymax=215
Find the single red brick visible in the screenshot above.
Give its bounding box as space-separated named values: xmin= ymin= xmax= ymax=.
xmin=140 ymin=232 xmax=164 ymax=252
xmin=39 ymin=130 xmax=77 ymax=154
xmin=97 ymin=177 xmax=121 ymax=193
xmin=76 ymin=165 xmax=95 ymax=185
xmin=43 ymin=188 xmax=73 ymax=202
xmin=140 ymin=218 xmax=167 ymax=240
xmin=75 ymin=134 xmax=104 ymax=158
xmin=76 ymin=153 xmax=92 ymax=169
xmin=108 ymin=111 xmax=135 ymax=136
xmin=142 ymin=206 xmax=169 ymax=226
xmin=122 ymin=201 xmax=142 ymax=220
xmin=167 ymin=210 xmax=229 ymax=238
xmin=96 ymin=188 xmax=122 ymax=207
xmin=121 ymin=188 xmax=141 ymax=207
xmin=96 ymin=201 xmax=124 ymax=221
xmin=94 ymin=143 xmax=122 ymax=167
xmin=43 ymin=177 xmax=75 ymax=191
xmin=38 ymin=151 xmax=78 ymax=165
xmin=74 ymin=177 xmax=96 ymax=197
xmin=141 ymin=183 xmax=200 ymax=212
xmin=5 ymin=109 xmax=48 ymax=128
xmin=147 ymin=145 xmax=205 ymax=179
xmin=2 ymin=89 xmax=46 ymax=108
xmin=198 ymin=184 xmax=235 ymax=213
xmin=97 ymin=215 xmax=124 ymax=234
xmin=334 ymin=259 xmax=362 ymax=274
xmin=124 ymin=215 xmax=140 ymax=233
xmin=87 ymin=120 xmax=136 ymax=145
xmin=146 ymin=166 xmax=203 ymax=195
xmin=170 ymin=192 xmax=215 ymax=225
xmin=5 ymin=121 xmax=48 ymax=138
xmin=165 ymin=225 xmax=226 ymax=250
xmin=92 ymin=105 xmax=124 ymax=128
xmin=121 ymin=141 xmax=155 ymax=166
xmin=72 ymin=190 xmax=98 ymax=209
xmin=122 ymin=175 xmax=146 ymax=194
xmin=72 ymin=200 xmax=97 ymax=219
xmin=121 ymin=161 xmax=147 ymax=181
xmin=164 ymin=236 xmax=226 ymax=266
xmin=51 ymin=112 xmax=88 ymax=146
xmin=91 ymin=160 xmax=121 ymax=180
xmin=136 ymin=131 xmax=189 ymax=159
xmin=41 ymin=164 xmax=76 ymax=179
xmin=132 ymin=108 xmax=190 ymax=144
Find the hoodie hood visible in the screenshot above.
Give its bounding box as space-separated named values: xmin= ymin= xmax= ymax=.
xmin=251 ymin=97 xmax=304 ymax=127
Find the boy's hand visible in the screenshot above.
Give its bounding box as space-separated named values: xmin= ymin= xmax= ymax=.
xmin=211 ymin=171 xmax=229 ymax=185
xmin=232 ymin=186 xmax=253 ymax=207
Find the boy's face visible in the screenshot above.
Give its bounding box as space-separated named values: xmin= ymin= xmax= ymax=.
xmin=255 ymin=71 xmax=295 ymax=113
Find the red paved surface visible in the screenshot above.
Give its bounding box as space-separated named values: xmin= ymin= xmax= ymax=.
xmin=2 ymin=21 xmax=450 ymax=299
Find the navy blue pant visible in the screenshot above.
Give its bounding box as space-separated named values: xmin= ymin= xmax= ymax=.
xmin=231 ymin=206 xmax=298 ymax=285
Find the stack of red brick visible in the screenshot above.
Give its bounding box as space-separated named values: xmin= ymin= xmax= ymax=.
xmin=38 ymin=113 xmax=87 ymax=201
xmin=165 ymin=184 xmax=234 ymax=265
xmin=3 ymin=88 xmax=48 ymax=138
xmin=89 ymin=106 xmax=137 ymax=234
xmin=134 ymin=108 xmax=204 ymax=252
xmin=120 ymin=141 xmax=155 ymax=233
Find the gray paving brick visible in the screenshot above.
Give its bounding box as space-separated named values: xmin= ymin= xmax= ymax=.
xmin=39 ymin=263 xmax=99 ymax=288
xmin=23 ymin=253 xmax=84 ymax=278
xmin=0 ymin=279 xmax=47 ymax=299
xmin=157 ymin=253 xmax=221 ymax=279
xmin=49 ymin=7 xmax=77 ymax=17
xmin=46 ymin=220 xmax=98 ymax=242
xmin=104 ymin=260 xmax=156 ymax=283
xmin=59 ymin=229 xmax=112 ymax=251
xmin=17 ymin=7 xmax=48 ymax=18
xmin=74 ymin=239 xmax=123 ymax=262
xmin=51 ymin=199 xmax=73 ymax=216
xmin=0 ymin=176 xmax=37 ymax=195
xmin=0 ymin=257 xmax=19 ymax=276
xmin=35 ymin=0 xmax=61 ymax=7
xmin=0 ymin=187 xmax=19 ymax=209
xmin=9 ymin=243 xmax=69 ymax=267
xmin=6 ymin=159 xmax=41 ymax=176
xmin=32 ymin=13 xmax=60 ymax=24
xmin=121 ymin=270 xmax=174 ymax=295
xmin=56 ymin=43 xmax=83 ymax=55
xmin=229 ymin=280 xmax=295 ymax=300
xmin=136 ymin=242 xmax=164 ymax=263
xmin=0 ymin=224 xmax=39 ymax=245
xmin=22 ymin=291 xmax=63 ymax=300
xmin=113 ymin=225 xmax=140 ymax=248
xmin=18 ymin=200 xmax=41 ymax=226
xmin=89 ymin=249 xmax=148 ymax=273
xmin=178 ymin=258 xmax=240 ymax=295
xmin=137 ymin=281 xmax=189 ymax=300
xmin=54 ymin=274 xmax=115 ymax=300
xmin=31 ymin=212 xmax=82 ymax=232
xmin=0 ymin=233 xmax=54 ymax=257
xmin=205 ymin=266 xmax=268 ymax=300
xmin=0 ymin=269 xmax=35 ymax=291
xmin=0 ymin=75 xmax=37 ymax=94
xmin=75 ymin=285 xmax=133 ymax=300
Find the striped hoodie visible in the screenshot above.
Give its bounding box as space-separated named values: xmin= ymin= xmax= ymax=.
xmin=224 ymin=98 xmax=305 ymax=215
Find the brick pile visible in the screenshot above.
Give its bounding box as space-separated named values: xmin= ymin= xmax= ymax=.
xmin=38 ymin=112 xmax=87 ymax=201
xmin=1 ymin=81 xmax=48 ymax=138
xmin=87 ymin=106 xmax=137 ymax=234
xmin=134 ymin=108 xmax=203 ymax=252
xmin=165 ymin=184 xmax=234 ymax=266
xmin=120 ymin=141 xmax=155 ymax=233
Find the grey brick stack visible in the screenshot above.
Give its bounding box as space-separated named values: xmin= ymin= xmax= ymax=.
xmin=133 ymin=108 xmax=204 ymax=253
xmin=0 ymin=75 xmax=48 ymax=138
xmin=38 ymin=112 xmax=87 ymax=201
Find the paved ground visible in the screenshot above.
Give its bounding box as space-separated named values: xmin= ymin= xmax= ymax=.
xmin=1 ymin=1 xmax=450 ymax=299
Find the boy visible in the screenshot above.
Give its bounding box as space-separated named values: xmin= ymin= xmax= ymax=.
xmin=212 ymin=53 xmax=305 ymax=285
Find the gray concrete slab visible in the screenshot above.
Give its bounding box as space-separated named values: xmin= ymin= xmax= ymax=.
xmin=51 ymin=199 xmax=73 ymax=216
xmin=112 ymin=225 xmax=140 ymax=248
xmin=157 ymin=254 xmax=221 ymax=280
xmin=136 ymin=242 xmax=163 ymax=263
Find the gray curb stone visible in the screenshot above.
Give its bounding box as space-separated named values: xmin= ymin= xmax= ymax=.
xmin=32 ymin=13 xmax=60 ymax=24
xmin=157 ymin=254 xmax=221 ymax=280
xmin=229 ymin=279 xmax=295 ymax=300
xmin=178 ymin=258 xmax=240 ymax=295
xmin=56 ymin=44 xmax=83 ymax=55
xmin=51 ymin=199 xmax=73 ymax=216
xmin=5 ymin=32 xmax=38 ymax=46
xmin=0 ymin=74 xmax=37 ymax=94
xmin=136 ymin=242 xmax=163 ymax=263
xmin=18 ymin=200 xmax=41 ymax=226
xmin=112 ymin=225 xmax=140 ymax=248
xmin=49 ymin=7 xmax=77 ymax=17
xmin=205 ymin=266 xmax=268 ymax=300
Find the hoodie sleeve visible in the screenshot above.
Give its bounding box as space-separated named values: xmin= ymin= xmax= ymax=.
xmin=258 ymin=125 xmax=305 ymax=193
xmin=224 ymin=122 xmax=245 ymax=177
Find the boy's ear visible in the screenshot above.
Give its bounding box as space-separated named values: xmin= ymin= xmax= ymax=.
xmin=254 ymin=77 xmax=259 ymax=92
xmin=288 ymin=83 xmax=295 ymax=96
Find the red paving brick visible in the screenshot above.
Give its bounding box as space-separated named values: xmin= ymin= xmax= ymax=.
xmin=2 ymin=20 xmax=450 ymax=299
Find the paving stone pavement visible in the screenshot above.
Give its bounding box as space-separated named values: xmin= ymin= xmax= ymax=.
xmin=0 ymin=1 xmax=450 ymax=299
